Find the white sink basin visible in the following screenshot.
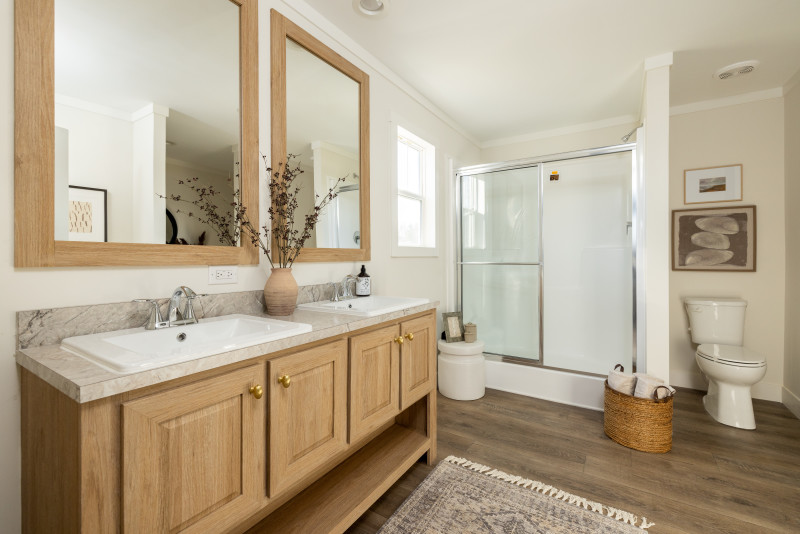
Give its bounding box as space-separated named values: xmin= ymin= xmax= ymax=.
xmin=61 ymin=314 xmax=312 ymax=374
xmin=297 ymin=295 xmax=429 ymax=317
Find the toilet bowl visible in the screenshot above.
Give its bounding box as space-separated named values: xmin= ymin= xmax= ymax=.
xmin=695 ymin=344 xmax=766 ymax=430
xmin=684 ymin=298 xmax=767 ymax=430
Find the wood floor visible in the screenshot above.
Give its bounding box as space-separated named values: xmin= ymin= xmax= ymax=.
xmin=347 ymin=388 xmax=800 ymax=534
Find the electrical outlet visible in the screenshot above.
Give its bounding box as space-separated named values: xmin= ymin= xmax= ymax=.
xmin=208 ymin=265 xmax=238 ymax=285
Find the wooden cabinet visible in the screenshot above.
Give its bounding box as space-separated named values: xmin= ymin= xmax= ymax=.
xmin=269 ymin=340 xmax=348 ymax=496
xmin=400 ymin=315 xmax=436 ymax=410
xmin=349 ymin=315 xmax=436 ymax=442
xmin=21 ymin=310 xmax=437 ymax=534
xmin=121 ymin=364 xmax=266 ymax=534
xmin=349 ymin=324 xmax=401 ymax=442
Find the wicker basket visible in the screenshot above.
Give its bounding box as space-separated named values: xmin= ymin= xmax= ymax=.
xmin=603 ymin=380 xmax=673 ymax=453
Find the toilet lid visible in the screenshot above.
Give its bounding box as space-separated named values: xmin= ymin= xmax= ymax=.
xmin=697 ymin=344 xmax=765 ymax=366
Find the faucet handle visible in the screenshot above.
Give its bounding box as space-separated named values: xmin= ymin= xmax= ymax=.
xmin=328 ymin=282 xmax=340 ymax=302
xmin=182 ymin=292 xmax=205 ymax=324
xmin=133 ymin=299 xmax=167 ymax=330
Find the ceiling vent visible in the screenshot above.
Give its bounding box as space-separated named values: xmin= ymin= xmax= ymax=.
xmin=714 ymin=60 xmax=760 ymax=80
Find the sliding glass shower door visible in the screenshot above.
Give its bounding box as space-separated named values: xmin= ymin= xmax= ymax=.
xmin=541 ymin=152 xmax=633 ymax=374
xmin=459 ymin=166 xmax=541 ymax=361
xmin=458 ymin=148 xmax=635 ymax=375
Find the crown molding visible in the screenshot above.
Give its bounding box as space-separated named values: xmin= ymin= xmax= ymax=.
xmin=670 ymin=87 xmax=783 ymax=116
xmin=480 ymin=114 xmax=639 ymax=149
xmin=644 ymin=52 xmax=674 ymax=71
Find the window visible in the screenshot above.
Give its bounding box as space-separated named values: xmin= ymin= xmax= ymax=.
xmin=393 ymin=124 xmax=436 ymax=256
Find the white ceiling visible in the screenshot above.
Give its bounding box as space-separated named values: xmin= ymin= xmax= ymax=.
xmin=299 ymin=0 xmax=800 ymax=145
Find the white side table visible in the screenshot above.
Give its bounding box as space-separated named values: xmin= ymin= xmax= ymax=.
xmin=437 ymin=339 xmax=485 ymax=400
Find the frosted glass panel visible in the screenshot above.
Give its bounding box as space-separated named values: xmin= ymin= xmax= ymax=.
xmin=542 ymin=152 xmax=632 ymax=375
xmin=461 ymin=167 xmax=539 ymax=263
xmin=462 ymin=264 xmax=540 ymax=360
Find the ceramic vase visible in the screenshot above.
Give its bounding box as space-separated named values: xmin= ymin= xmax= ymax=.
xmin=264 ymin=267 xmax=298 ymax=316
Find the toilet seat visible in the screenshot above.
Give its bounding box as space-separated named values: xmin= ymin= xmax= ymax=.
xmin=696 ymin=343 xmax=765 ymax=367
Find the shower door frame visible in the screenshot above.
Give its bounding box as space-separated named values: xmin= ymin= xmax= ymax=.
xmin=455 ymin=142 xmax=640 ymax=375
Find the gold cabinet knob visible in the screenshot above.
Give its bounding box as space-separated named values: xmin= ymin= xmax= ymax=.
xmin=249 ymin=385 xmax=263 ymax=399
xmin=393 ymin=336 xmax=404 ymax=345
xmin=404 ymin=332 xmax=414 ymax=341
xmin=277 ymin=375 xmax=291 ymax=388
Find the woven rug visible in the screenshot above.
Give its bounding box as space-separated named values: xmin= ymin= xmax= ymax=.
xmin=377 ymin=456 xmax=653 ymax=533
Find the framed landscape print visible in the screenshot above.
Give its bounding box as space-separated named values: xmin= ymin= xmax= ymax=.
xmin=684 ymin=164 xmax=742 ymax=204
xmin=672 ymin=205 xmax=755 ymax=272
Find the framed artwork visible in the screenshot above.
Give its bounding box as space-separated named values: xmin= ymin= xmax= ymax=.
xmin=68 ymin=186 xmax=107 ymax=242
xmin=672 ymin=205 xmax=756 ymax=271
xmin=442 ymin=311 xmax=464 ymax=343
xmin=684 ymin=164 xmax=742 ymax=204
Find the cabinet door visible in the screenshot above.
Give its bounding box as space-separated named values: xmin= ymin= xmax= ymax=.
xmin=122 ymin=364 xmax=266 ymax=534
xmin=400 ymin=315 xmax=436 ymax=410
xmin=349 ymin=324 xmax=401 ymax=442
xmin=269 ymin=340 xmax=348 ymax=496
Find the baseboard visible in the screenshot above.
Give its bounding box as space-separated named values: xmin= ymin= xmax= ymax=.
xmin=670 ymin=369 xmax=707 ymax=391
xmin=751 ymin=381 xmax=783 ymax=402
xmin=782 ymin=387 xmax=800 ymax=420
xmin=670 ymin=368 xmax=782 ymax=402
xmin=484 ymin=360 xmax=605 ymax=411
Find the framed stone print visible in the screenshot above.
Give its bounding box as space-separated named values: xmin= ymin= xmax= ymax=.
xmin=672 ymin=205 xmax=756 ymax=271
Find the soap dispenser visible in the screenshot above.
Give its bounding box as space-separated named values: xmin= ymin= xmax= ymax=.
xmin=355 ymin=265 xmax=371 ymax=296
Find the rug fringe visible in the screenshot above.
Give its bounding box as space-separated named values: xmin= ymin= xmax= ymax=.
xmin=444 ymin=456 xmax=653 ymax=531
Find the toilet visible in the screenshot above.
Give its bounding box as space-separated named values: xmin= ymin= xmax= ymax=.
xmin=684 ymin=298 xmax=767 ymax=430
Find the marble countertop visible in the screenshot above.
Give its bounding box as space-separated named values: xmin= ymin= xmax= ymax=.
xmin=15 ymin=301 xmax=439 ymax=404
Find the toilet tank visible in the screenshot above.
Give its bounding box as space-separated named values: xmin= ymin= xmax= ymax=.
xmin=684 ymin=298 xmax=747 ymax=345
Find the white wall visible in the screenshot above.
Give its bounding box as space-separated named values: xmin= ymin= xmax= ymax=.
xmin=669 ymin=97 xmax=786 ymax=401
xmin=55 ymin=101 xmax=135 ymax=243
xmin=784 ymin=80 xmax=800 ymax=416
xmin=0 ymin=0 xmax=480 ymax=529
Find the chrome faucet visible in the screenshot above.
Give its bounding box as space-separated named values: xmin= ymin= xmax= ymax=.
xmin=341 ymin=275 xmax=357 ymax=299
xmin=167 ymin=286 xmax=203 ymax=326
xmin=133 ymin=299 xmax=168 ymax=330
xmin=133 ymin=287 xmax=205 ymax=330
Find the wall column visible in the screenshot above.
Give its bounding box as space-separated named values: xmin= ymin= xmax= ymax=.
xmin=642 ymin=52 xmax=673 ymax=382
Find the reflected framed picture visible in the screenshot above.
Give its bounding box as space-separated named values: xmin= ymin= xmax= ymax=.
xmin=68 ymin=186 xmax=107 ymax=242
xmin=684 ymin=164 xmax=742 ymax=204
xmin=442 ymin=311 xmax=464 ymax=343
xmin=672 ymin=205 xmax=756 ymax=272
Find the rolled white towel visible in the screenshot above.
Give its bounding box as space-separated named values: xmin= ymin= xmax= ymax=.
xmin=655 ymin=385 xmax=676 ymax=400
xmin=634 ymin=373 xmax=664 ymax=399
xmin=608 ymin=364 xmax=636 ymax=396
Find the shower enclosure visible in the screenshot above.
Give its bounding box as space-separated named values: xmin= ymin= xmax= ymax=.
xmin=457 ymin=145 xmax=639 ymax=377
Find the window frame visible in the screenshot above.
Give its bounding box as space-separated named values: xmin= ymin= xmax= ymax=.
xmin=391 ymin=121 xmax=438 ymax=257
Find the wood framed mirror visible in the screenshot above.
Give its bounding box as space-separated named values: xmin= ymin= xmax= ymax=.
xmin=14 ymin=0 xmax=259 ymax=267
xmin=271 ymin=10 xmax=370 ymax=262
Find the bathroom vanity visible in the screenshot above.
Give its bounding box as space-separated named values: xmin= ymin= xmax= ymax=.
xmin=17 ymin=302 xmax=437 ymax=533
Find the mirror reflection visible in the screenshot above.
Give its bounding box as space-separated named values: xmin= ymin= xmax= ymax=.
xmin=53 ymin=0 xmax=240 ymax=246
xmin=286 ymin=39 xmax=361 ymax=249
